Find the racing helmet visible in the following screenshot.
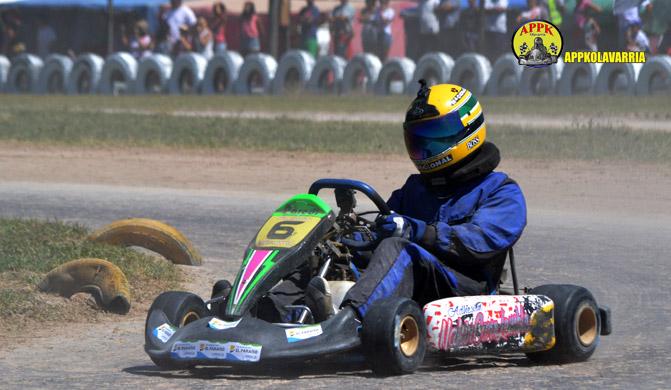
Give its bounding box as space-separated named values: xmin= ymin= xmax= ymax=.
xmin=403 ymin=81 xmax=486 ymax=175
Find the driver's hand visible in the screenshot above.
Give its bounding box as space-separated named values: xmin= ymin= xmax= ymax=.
xmin=376 ymin=213 xmax=419 ymax=240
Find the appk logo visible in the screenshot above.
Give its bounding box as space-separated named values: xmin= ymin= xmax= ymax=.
xmin=511 ymin=20 xmax=563 ymax=68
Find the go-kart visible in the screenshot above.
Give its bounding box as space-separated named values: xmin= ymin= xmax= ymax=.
xmin=144 ymin=179 xmax=612 ymax=375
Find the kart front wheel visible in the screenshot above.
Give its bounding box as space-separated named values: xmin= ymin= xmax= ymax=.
xmin=526 ymin=284 xmax=601 ymax=364
xmin=361 ymin=297 xmax=426 ymax=376
xmin=145 ymin=291 xmax=210 ymax=369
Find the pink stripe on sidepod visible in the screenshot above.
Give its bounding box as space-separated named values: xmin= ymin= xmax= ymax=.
xmin=233 ymin=249 xmax=272 ymax=304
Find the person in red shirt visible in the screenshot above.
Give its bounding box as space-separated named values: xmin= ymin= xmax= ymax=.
xmin=240 ymin=1 xmax=263 ymax=56
xmin=212 ymin=1 xmax=228 ymax=54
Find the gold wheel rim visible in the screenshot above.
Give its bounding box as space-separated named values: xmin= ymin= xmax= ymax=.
xmin=399 ymin=315 xmax=420 ymax=357
xmin=576 ymin=304 xmax=598 ymax=346
xmin=180 ymin=311 xmax=200 ymax=327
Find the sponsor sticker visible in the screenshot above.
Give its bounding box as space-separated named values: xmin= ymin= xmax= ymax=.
xmin=226 ymin=342 xmax=263 ymax=362
xmin=153 ymin=323 xmax=176 ymax=343
xmin=285 ymin=324 xmax=323 ymax=343
xmin=208 ymin=317 xmax=241 ymax=330
xmin=171 ymin=341 xmax=198 ymax=359
xmin=170 ymin=340 xmax=262 ymax=362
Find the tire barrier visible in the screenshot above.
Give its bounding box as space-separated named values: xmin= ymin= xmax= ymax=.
xmin=520 ymin=59 xmax=564 ymax=96
xmin=450 ymin=53 xmax=491 ymax=96
xmin=485 ymin=54 xmax=522 ymax=96
xmin=557 ymin=62 xmax=601 ymax=96
xmin=594 ymin=62 xmax=643 ymax=95
xmin=0 ymin=55 xmax=11 ymax=92
xmin=341 ymin=53 xmax=382 ymax=95
xmin=374 ymin=57 xmax=416 ymax=95
xmin=410 ymin=52 xmax=454 ymax=92
xmin=99 ymin=52 xmax=137 ymax=95
xmin=88 ymin=218 xmax=203 ymax=266
xmin=235 ymin=53 xmax=278 ymax=95
xmin=272 ymin=50 xmax=315 ymax=95
xmin=202 ymin=50 xmax=243 ymax=95
xmin=67 ymin=53 xmax=104 ymax=95
xmin=635 ymin=55 xmax=671 ymax=95
xmin=6 ymin=53 xmax=43 ymax=93
xmin=135 ymin=54 xmax=172 ymax=94
xmin=37 ymin=54 xmax=73 ymax=94
xmin=306 ymin=55 xmax=347 ymax=94
xmin=38 ymin=258 xmax=131 ymax=314
xmin=168 ymin=52 xmax=208 ymax=94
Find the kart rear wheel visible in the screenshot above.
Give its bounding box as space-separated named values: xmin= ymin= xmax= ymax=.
xmin=361 ymin=297 xmax=426 ymax=376
xmin=145 ymin=291 xmax=210 ymax=369
xmin=526 ymin=284 xmax=601 ymax=364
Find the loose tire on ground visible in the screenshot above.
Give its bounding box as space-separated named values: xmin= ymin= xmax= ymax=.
xmin=37 ymin=54 xmax=73 ymax=94
xmin=306 ymin=55 xmax=346 ymax=94
xmin=485 ymin=54 xmax=522 ymax=96
xmin=272 ymin=50 xmax=315 ymax=95
xmin=235 ymin=53 xmax=278 ymax=95
xmin=450 ymin=53 xmax=491 ymax=95
xmin=0 ymin=55 xmax=9 ymax=92
xmin=635 ymin=55 xmax=671 ymax=95
xmin=341 ymin=53 xmax=382 ymax=95
xmin=168 ymin=53 xmax=208 ymax=94
xmin=145 ymin=291 xmax=210 ymax=369
xmin=594 ymin=62 xmax=642 ymax=95
xmin=67 ymin=53 xmax=104 ymax=95
xmin=410 ymin=52 xmax=454 ymax=92
xmin=525 ymin=284 xmax=601 ymax=364
xmin=6 ymin=53 xmax=43 ymax=93
xmin=374 ymin=57 xmax=415 ymax=95
xmin=202 ymin=51 xmax=243 ymax=95
xmin=135 ymin=54 xmax=172 ymax=94
xmin=520 ymin=59 xmax=564 ymax=96
xmin=99 ymin=52 xmax=138 ymax=95
xmin=557 ymin=62 xmax=601 ymax=96
xmin=361 ymin=297 xmax=427 ymax=376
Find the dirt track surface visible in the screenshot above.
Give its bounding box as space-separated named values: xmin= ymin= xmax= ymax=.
xmin=1 ymin=144 xmax=671 ymax=388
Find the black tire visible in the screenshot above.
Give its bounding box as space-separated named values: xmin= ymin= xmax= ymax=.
xmin=145 ymin=291 xmax=209 ymax=369
xmin=361 ymin=297 xmax=426 ymax=376
xmin=526 ymin=284 xmax=600 ymax=364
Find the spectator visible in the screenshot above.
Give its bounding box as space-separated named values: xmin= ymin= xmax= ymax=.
xmin=460 ymin=0 xmax=480 ymax=53
xmin=613 ymin=0 xmax=642 ymax=50
xmin=418 ymin=0 xmax=440 ymax=56
xmin=483 ymin=0 xmax=508 ymax=62
xmin=154 ymin=4 xmax=172 ymax=55
xmin=641 ymin=0 xmax=670 ymax=54
xmin=164 ymin=0 xmax=196 ymax=51
xmin=574 ymin=0 xmax=602 ymax=51
xmin=518 ymin=0 xmax=543 ymax=23
xmin=298 ymin=0 xmax=321 ymax=57
xmin=330 ymin=0 xmax=355 ymax=58
xmin=172 ymin=24 xmax=193 ymax=57
xmin=376 ymin=0 xmax=395 ymax=61
xmin=194 ymin=17 xmax=213 ymax=59
xmin=437 ymin=0 xmax=461 ymax=57
xmin=125 ymin=19 xmax=153 ymax=59
xmin=211 ymin=1 xmax=228 ymax=54
xmin=625 ymin=20 xmax=651 ymax=52
xmin=359 ymin=0 xmax=378 ymax=54
xmin=241 ymin=1 xmax=262 ymax=56
xmin=541 ymin=0 xmax=565 ymax=26
xmin=36 ymin=15 xmax=56 ymax=58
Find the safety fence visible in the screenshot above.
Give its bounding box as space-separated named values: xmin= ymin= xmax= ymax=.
xmin=1 ymin=51 xmax=670 ymax=96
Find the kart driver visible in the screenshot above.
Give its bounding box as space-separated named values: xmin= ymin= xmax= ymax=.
xmin=257 ymin=81 xmax=527 ymax=323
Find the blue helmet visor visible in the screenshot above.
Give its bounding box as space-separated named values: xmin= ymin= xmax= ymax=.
xmin=403 ymin=111 xmax=484 ymax=161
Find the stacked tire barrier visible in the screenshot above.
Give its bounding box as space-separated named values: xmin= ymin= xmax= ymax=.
xmin=2 ymin=51 xmax=669 ymax=96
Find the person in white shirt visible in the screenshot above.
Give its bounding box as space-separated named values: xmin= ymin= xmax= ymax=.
xmin=164 ymin=0 xmax=196 ymax=52
xmin=376 ymin=0 xmax=395 ymax=61
xmin=483 ymin=0 xmax=508 ymax=61
xmin=418 ymin=0 xmax=440 ymax=56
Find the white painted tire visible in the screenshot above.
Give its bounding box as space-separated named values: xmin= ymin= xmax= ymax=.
xmin=135 ymin=54 xmax=172 ymax=94
xmin=341 ymin=53 xmax=382 ymax=95
xmin=202 ymin=51 xmax=243 ymax=95
xmin=635 ymin=55 xmax=671 ymax=95
xmin=520 ymin=59 xmax=564 ymax=96
xmin=67 ymin=53 xmax=104 ymax=95
xmin=375 ymin=57 xmax=415 ymax=95
xmin=593 ymin=62 xmax=642 ymax=95
xmin=557 ymin=62 xmax=601 ymax=96
xmin=272 ymin=50 xmax=315 ymax=95
xmin=409 ymin=52 xmax=454 ymax=93
xmin=6 ymin=53 xmax=43 ymax=93
xmin=234 ymin=53 xmax=277 ymax=95
xmin=0 ymin=55 xmax=12 ymax=92
xmin=168 ymin=53 xmax=208 ymax=95
xmin=450 ymin=53 xmax=491 ymax=95
xmin=37 ymin=54 xmax=73 ymax=94
xmin=485 ymin=54 xmax=522 ymax=96
xmin=306 ymin=55 xmax=346 ymax=95
xmin=99 ymin=52 xmax=137 ymax=95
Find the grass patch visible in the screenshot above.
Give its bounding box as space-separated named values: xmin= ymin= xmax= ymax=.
xmin=0 ymin=218 xmax=181 ymax=335
xmin=0 ymin=109 xmax=669 ymax=162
